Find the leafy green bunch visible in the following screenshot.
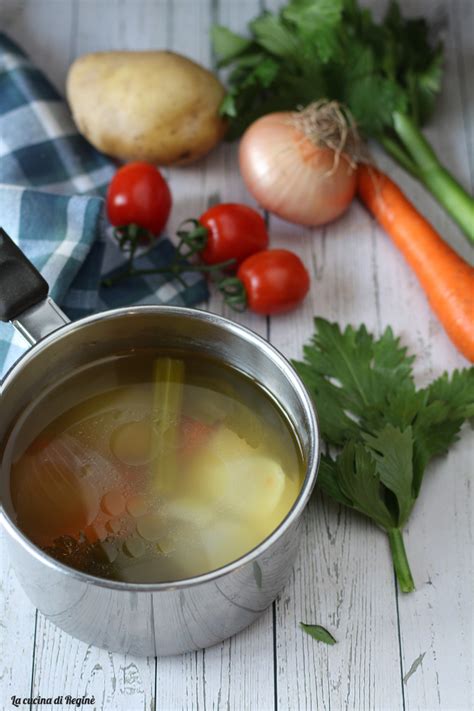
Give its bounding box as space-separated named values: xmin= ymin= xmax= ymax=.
xmin=213 ymin=0 xmax=442 ymax=139
xmin=212 ymin=0 xmax=474 ymax=243
xmin=293 ymin=319 xmax=473 ymax=592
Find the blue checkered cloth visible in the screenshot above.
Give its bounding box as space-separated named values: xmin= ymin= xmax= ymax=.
xmin=0 ymin=32 xmax=208 ymax=380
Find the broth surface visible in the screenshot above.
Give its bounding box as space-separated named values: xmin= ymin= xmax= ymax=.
xmin=9 ymin=351 xmax=304 ymax=582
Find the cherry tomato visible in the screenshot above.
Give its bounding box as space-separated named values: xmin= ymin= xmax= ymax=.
xmin=199 ymin=203 xmax=268 ymax=266
xmin=107 ymin=162 xmax=172 ymax=235
xmin=237 ymin=249 xmax=310 ymax=315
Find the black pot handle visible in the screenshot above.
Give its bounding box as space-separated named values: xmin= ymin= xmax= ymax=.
xmin=0 ymin=227 xmax=49 ymax=322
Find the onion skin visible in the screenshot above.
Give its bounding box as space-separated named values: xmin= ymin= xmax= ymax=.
xmin=239 ymin=112 xmax=357 ymax=227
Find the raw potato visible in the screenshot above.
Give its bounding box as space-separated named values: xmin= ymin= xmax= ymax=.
xmin=187 ymin=426 xmax=288 ymax=519
xmin=67 ymin=51 xmax=227 ymax=165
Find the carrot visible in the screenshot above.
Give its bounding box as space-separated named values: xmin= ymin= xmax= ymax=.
xmin=357 ymin=165 xmax=474 ymax=362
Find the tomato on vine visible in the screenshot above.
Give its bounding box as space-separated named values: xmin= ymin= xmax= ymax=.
xmin=178 ymin=203 xmax=268 ymax=267
xmin=219 ymin=249 xmax=310 ymax=315
xmin=107 ymin=162 xmax=172 ymax=236
xmin=104 ymin=180 xmax=309 ymax=318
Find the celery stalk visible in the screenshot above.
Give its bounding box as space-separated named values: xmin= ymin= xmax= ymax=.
xmin=152 ymin=358 xmax=185 ymax=490
xmin=387 ymin=527 xmax=415 ymax=593
xmin=392 ymin=112 xmax=474 ymax=244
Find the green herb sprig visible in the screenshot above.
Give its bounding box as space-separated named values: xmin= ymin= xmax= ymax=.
xmin=212 ymin=0 xmax=474 ymax=243
xmin=300 ymin=622 xmax=337 ymax=645
xmin=293 ymin=318 xmax=473 ymax=592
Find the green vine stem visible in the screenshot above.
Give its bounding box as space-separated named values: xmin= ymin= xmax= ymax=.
xmin=217 ymin=276 xmax=247 ymax=311
xmin=103 ymin=219 xmax=251 ymax=312
xmin=102 ymin=259 xmax=236 ymax=288
xmin=175 ymin=219 xmax=209 ymax=258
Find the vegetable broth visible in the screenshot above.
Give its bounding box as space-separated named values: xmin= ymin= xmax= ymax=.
xmin=9 ymin=351 xmax=304 ymax=583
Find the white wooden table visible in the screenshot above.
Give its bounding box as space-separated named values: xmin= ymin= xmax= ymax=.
xmin=1 ymin=1 xmax=472 ymax=710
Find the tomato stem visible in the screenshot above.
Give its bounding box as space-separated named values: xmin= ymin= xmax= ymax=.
xmin=105 ymin=219 xmax=248 ymax=312
xmin=114 ymin=223 xmax=154 ymax=251
xmin=218 ymin=276 xmax=247 ymax=311
xmin=102 ymin=259 xmax=237 ymax=288
xmin=176 ymin=219 xmax=209 ymax=258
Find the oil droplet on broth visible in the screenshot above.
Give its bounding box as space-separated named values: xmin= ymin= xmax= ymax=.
xmin=9 ymin=352 xmax=304 ymax=582
xmin=110 ymin=420 xmax=155 ymax=466
xmin=123 ymin=536 xmax=146 ymax=558
xmin=126 ymin=494 xmax=151 ymax=518
xmin=136 ymin=513 xmax=165 ymax=542
xmin=101 ymin=490 xmax=125 ymax=517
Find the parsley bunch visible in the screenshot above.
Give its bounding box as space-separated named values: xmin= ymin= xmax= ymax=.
xmin=293 ymin=319 xmax=473 ymax=592
xmin=212 ymin=0 xmax=474 ymax=243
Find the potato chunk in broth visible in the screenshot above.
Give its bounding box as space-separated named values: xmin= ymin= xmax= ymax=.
xmin=9 ymin=353 xmax=304 ymax=583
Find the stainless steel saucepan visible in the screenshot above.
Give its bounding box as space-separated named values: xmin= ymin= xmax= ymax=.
xmin=0 ymin=227 xmax=319 ymax=656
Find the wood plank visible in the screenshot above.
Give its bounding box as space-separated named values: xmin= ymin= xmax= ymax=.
xmin=451 ymin=0 xmax=474 ymax=190
xmin=0 ymin=528 xmax=37 ymax=707
xmin=0 ymin=0 xmax=75 ymax=705
xmin=31 ymin=615 xmax=156 ymax=711
xmin=266 ymin=210 xmax=405 ymax=711
xmin=258 ymin=0 xmax=403 ymax=706
xmin=0 ymin=0 xmax=76 ymax=90
xmin=1 ymin=1 xmax=471 ymax=709
xmin=20 ymin=3 xmax=165 ymax=709
xmin=262 ymin=0 xmax=472 ymax=707
xmin=136 ymin=3 xmax=213 ymax=704
xmin=166 ymin=0 xmax=268 ymax=335
xmin=371 ymin=3 xmax=473 ymax=709
xmin=157 ymin=2 xmax=275 ymax=709
xmin=372 ymin=0 xmax=472 ymax=266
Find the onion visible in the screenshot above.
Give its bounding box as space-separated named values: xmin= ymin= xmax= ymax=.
xmin=239 ymin=103 xmax=359 ymax=227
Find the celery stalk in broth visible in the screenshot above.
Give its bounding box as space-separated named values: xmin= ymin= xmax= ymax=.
xmin=152 ymin=357 xmax=185 ymax=490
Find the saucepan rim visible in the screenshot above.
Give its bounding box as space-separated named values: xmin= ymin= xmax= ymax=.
xmin=0 ymin=305 xmax=320 ymax=592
